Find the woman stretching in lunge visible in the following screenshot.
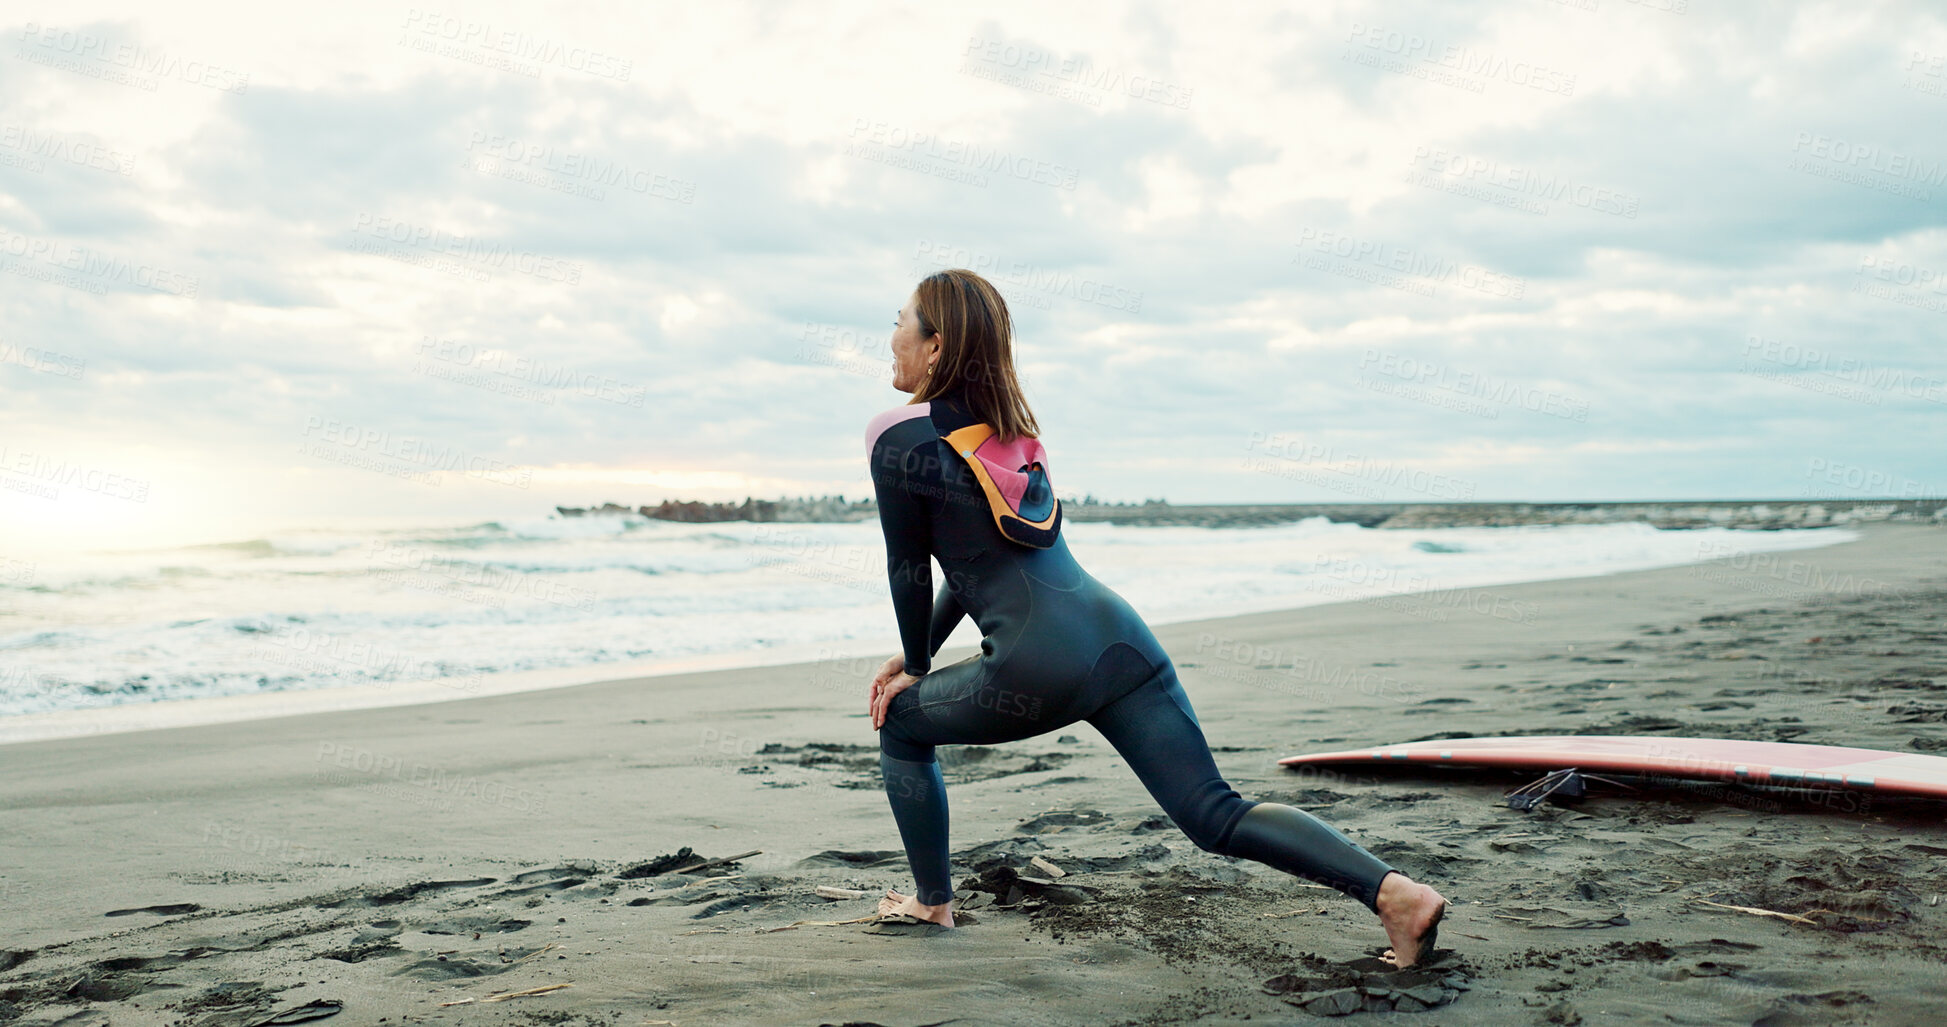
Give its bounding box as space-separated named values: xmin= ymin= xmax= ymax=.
xmin=862 ymin=269 xmax=1448 ymax=966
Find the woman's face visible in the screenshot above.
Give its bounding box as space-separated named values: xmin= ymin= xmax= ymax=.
xmin=889 ymin=292 xmax=939 ymax=394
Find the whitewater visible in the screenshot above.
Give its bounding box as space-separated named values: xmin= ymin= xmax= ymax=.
xmin=0 ymin=512 xmax=1857 ymax=737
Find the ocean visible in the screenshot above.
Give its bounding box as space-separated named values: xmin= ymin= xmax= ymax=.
xmin=0 ymin=513 xmax=1857 ymax=731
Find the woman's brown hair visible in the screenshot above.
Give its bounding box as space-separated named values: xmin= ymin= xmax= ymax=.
xmin=908 ymin=268 xmax=1039 ymax=442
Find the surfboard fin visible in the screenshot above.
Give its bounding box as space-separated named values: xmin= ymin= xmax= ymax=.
xmin=1504 ymin=768 xmax=1635 ymax=811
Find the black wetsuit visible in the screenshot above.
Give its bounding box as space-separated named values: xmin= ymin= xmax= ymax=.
xmin=866 ymin=384 xmax=1399 ymax=910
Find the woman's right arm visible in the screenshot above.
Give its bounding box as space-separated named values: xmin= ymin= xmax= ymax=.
xmin=870 ymin=435 xmax=936 ymax=677
xmin=928 ymin=581 xmax=966 ymax=658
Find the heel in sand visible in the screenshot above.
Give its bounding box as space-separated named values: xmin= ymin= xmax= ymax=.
xmin=1405 ymin=903 xmax=1446 ymax=967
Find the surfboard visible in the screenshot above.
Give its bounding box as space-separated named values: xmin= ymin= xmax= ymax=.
xmin=1276 ymin=735 xmax=1947 ymax=800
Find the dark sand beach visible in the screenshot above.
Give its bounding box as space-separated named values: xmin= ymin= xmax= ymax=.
xmin=3 ymin=522 xmax=1944 ymax=1025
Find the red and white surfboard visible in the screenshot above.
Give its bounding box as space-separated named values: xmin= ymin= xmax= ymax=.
xmin=1278 ymin=735 xmax=1947 ymax=799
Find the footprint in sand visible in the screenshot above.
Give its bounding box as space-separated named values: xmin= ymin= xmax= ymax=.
xmin=1261 ymin=948 xmax=1473 ymax=1015
xmin=103 ymin=903 xmax=200 ymax=917
xmin=316 ymin=878 xmax=496 ymax=909
xmin=483 ymin=865 xmax=598 ymax=898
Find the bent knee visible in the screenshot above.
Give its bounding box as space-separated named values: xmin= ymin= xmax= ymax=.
xmin=1186 ymin=828 xmax=1229 ymax=854
xmin=1187 ymin=797 xmax=1258 ymax=854
xmin=878 ymin=719 xmax=933 ymax=764
xmin=1172 ymin=812 xmax=1242 ymax=854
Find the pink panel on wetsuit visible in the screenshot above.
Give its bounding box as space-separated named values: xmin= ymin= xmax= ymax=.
xmin=864 ymin=402 xmax=931 ymax=457
xmin=973 ymin=433 xmax=1050 ymax=511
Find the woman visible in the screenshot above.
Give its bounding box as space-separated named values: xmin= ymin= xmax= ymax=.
xmin=862 ymin=269 xmax=1448 ymax=967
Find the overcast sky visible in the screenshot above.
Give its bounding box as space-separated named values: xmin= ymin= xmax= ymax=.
xmin=3 ymin=0 xmax=1944 ymax=549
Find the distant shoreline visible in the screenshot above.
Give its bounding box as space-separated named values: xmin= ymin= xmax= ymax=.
xmin=557 ymin=495 xmax=1947 ymax=531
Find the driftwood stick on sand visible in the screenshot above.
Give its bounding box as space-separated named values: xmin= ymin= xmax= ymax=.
xmin=1693 ymin=898 xmax=1829 ymax=925
xmin=669 ymin=849 xmax=763 ymax=875
xmin=483 ymin=984 xmax=576 ymax=1002
xmin=438 ymin=983 xmax=578 ymax=1006
xmin=763 ymin=914 xmax=885 ymax=931
xmin=506 ymin=943 xmax=560 ymax=964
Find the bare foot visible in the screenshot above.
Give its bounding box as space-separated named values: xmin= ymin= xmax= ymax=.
xmin=877 ymin=887 xmax=955 ymax=927
xmin=1375 ymin=872 xmax=1446 ymax=968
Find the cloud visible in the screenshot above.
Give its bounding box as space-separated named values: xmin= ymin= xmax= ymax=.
xmin=3 ymin=0 xmax=1945 ymax=549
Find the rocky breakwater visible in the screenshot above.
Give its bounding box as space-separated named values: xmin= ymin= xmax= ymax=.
xmin=555 ymin=496 xmax=1947 ymax=530
xmin=555 ymin=495 xmax=877 ymax=523
xmin=1065 ymin=498 xmax=1947 ymax=530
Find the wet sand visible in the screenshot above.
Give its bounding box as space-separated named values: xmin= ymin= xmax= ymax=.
xmin=2 ymin=522 xmax=1943 ymax=1025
